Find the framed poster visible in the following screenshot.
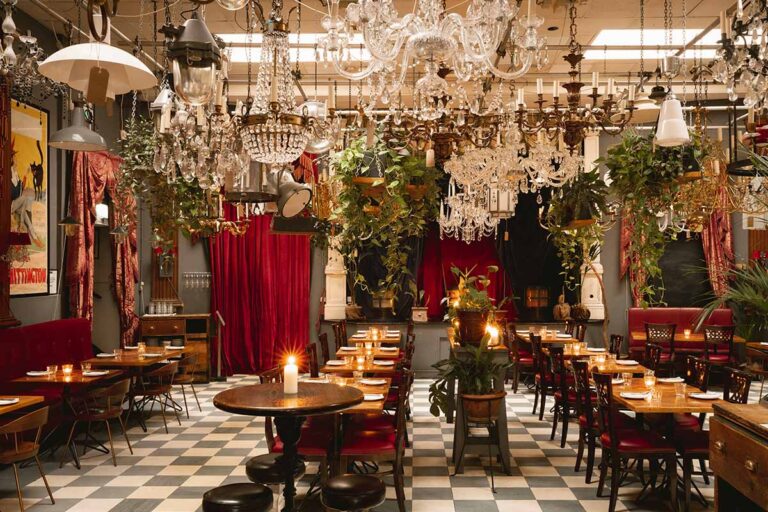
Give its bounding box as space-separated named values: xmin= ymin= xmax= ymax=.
xmin=9 ymin=101 xmax=49 ymax=296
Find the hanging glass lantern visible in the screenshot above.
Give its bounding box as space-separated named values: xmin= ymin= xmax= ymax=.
xmin=216 ymin=0 xmax=250 ymax=10
xmin=166 ymin=12 xmax=221 ymax=106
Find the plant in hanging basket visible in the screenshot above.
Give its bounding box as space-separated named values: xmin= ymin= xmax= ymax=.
xmin=446 ymin=265 xmax=508 ymax=345
xmin=547 ymin=170 xmax=609 ymax=230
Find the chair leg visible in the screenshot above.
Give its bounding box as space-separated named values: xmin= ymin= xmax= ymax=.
xmin=169 ymin=390 xmax=181 ymax=426
xmin=596 ymin=449 xmax=608 ymax=497
xmin=512 ymin=367 xmax=520 ymax=393
xmin=585 ymin=432 xmax=596 ymax=484
xmin=34 ymin=455 xmax=55 ymax=505
xmin=12 ymin=462 xmax=24 ymax=512
xmin=560 ymin=409 xmax=570 ymax=448
xmin=180 ymin=385 xmax=190 ymax=419
xmin=118 ymin=415 xmax=133 ymax=455
xmin=531 ymin=384 xmax=539 ymax=415
xmin=550 ymin=404 xmax=559 ymax=440
xmin=699 ymin=458 xmax=710 ymax=485
xmin=667 ymin=455 xmax=678 ymax=512
xmin=82 ymin=420 xmax=91 ymax=456
xmin=190 ymin=383 xmax=202 ymax=412
xmin=608 ymin=455 xmax=621 ymax=512
xmin=60 ymin=421 xmax=79 ymax=469
xmin=159 ymin=394 xmax=169 ymax=433
xmin=394 ymin=461 xmax=406 ymax=512
xmin=683 ymin=456 xmax=693 ymax=512
xmin=574 ymin=429 xmax=585 ymax=472
xmin=105 ymin=420 xmax=117 ymax=466
xmin=538 ymin=389 xmax=547 ymax=421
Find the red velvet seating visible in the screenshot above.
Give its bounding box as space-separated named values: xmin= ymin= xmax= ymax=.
xmin=627 ymin=308 xmax=733 ymax=359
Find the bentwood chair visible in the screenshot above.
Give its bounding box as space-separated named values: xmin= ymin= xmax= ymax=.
xmin=318 ymin=332 xmax=331 ymax=364
xmin=608 ymin=335 xmax=624 ymax=359
xmin=63 ymin=379 xmax=133 ymax=468
xmin=675 ymin=368 xmax=752 ymax=511
xmin=175 ymin=354 xmax=202 ymax=418
xmin=127 ymin=361 xmax=180 ymax=434
xmin=593 ymin=373 xmax=678 ymax=512
xmin=0 ymin=406 xmax=55 ymax=512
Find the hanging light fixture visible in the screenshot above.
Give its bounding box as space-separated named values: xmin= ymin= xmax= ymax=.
xmin=58 ymin=215 xmax=81 ymax=237
xmin=654 ymin=93 xmax=689 ymax=147
xmin=49 ymin=100 xmax=107 ymax=152
xmin=268 ymin=169 xmax=313 ymax=218
xmin=216 ymin=0 xmax=250 ymax=10
xmin=165 ymin=12 xmax=222 ymax=106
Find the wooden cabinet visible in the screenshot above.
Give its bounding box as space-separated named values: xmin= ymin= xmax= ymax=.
xmin=139 ymin=314 xmax=212 ymax=383
xmin=711 ymin=403 xmax=768 ymax=512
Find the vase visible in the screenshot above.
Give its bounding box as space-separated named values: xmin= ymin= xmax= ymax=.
xmin=461 ymin=391 xmax=507 ymax=422
xmin=456 ymin=310 xmax=488 ymax=346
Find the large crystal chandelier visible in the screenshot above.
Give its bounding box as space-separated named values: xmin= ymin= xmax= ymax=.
xmin=524 ymin=132 xmax=582 ymax=194
xmin=713 ymin=1 xmax=768 ymax=109
xmin=240 ymin=0 xmax=315 ymax=165
xmin=318 ymin=0 xmax=548 ymax=111
xmin=440 ymin=185 xmax=500 ymax=243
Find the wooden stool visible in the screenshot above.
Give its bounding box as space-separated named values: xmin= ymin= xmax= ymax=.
xmin=321 ymin=474 xmax=386 ymax=512
xmin=202 ymin=483 xmax=273 ymax=512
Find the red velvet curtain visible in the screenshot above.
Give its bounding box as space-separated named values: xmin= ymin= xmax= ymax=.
xmin=701 ymin=186 xmax=734 ymax=297
xmin=65 ymin=151 xmax=139 ymax=345
xmin=209 ymin=207 xmax=311 ymax=374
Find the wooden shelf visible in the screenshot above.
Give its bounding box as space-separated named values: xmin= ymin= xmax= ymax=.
xmin=139 ymin=314 xmax=212 ymax=383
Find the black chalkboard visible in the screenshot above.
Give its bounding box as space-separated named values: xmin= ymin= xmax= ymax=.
xmin=652 ymin=235 xmax=714 ymax=307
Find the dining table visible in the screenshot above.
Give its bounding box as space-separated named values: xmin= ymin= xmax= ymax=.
xmin=516 ymin=330 xmax=579 ymax=344
xmin=590 ymin=359 xmax=649 ymax=375
xmin=213 ymin=382 xmax=364 ymax=512
xmin=335 ymin=346 xmax=401 ymax=359
xmin=302 ymin=376 xmax=392 ymax=414
xmin=82 ymin=346 xmax=193 ymax=369
xmin=0 ymin=395 xmax=44 ymax=416
xmin=348 ymin=330 xmax=402 ymax=345
xmin=320 ymin=359 xmax=399 ymax=375
xmin=630 ymin=331 xmax=747 ymax=344
xmin=612 ymin=377 xmax=723 ymax=415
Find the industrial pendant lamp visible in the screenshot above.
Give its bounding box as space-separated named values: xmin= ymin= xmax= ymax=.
xmin=49 ymin=101 xmax=107 ymax=152
xmin=165 ymin=12 xmax=221 ymax=106
xmin=654 ymin=93 xmax=690 ymax=147
xmin=267 ymin=170 xmax=312 ymax=218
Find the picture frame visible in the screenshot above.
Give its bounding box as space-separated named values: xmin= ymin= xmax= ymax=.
xmin=9 ymin=100 xmax=49 ymax=296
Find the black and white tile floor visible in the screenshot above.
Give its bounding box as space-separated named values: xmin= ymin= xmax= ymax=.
xmin=0 ymin=375 xmax=727 ymax=512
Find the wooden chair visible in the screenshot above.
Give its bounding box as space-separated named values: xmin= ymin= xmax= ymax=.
xmin=608 ymin=334 xmax=623 ymax=359
xmin=549 ymin=346 xmax=576 ymax=448
xmin=0 ymin=406 xmax=55 ymax=512
xmin=62 ymin=379 xmax=133 ymax=468
xmin=306 ymin=343 xmax=320 ymax=378
xmin=643 ymin=342 xmax=663 ymax=373
xmin=702 ymin=324 xmax=737 ymax=370
xmin=332 ymin=321 xmax=347 ymax=351
xmin=593 ymin=373 xmax=678 ymax=512
xmin=127 ymin=361 xmax=180 ymax=434
xmin=645 ymin=322 xmax=676 ymax=373
xmin=574 ymin=322 xmax=587 ymax=343
xmin=505 ymin=323 xmax=534 ymax=393
xmin=318 ymin=332 xmax=331 ymax=364
xmin=175 ymin=353 xmax=202 ymax=418
xmin=745 ymin=347 xmax=768 ymax=401
xmin=340 ymin=370 xmax=412 ymax=512
xmin=530 ymin=334 xmax=556 ymax=421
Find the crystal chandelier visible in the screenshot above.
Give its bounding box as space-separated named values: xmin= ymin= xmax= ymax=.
xmin=239 ymin=0 xmax=316 ymax=165
xmin=516 ymin=0 xmax=634 ymax=153
xmin=524 ymin=132 xmax=582 ymax=194
xmin=440 ymin=184 xmax=500 ymax=243
xmin=713 ymin=0 xmax=768 ymax=109
xmin=318 ymin=0 xmax=548 ymax=111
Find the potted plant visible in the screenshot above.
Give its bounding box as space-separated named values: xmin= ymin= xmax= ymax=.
xmin=546 ymin=170 xmax=609 ymax=230
xmin=697 ymin=262 xmax=768 ymax=342
xmin=429 ymin=335 xmax=511 ymax=421
xmin=447 ymin=265 xmax=506 ymax=346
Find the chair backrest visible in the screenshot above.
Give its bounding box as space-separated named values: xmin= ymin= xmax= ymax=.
xmin=394 ymin=369 xmax=414 ymax=459
xmin=723 ymin=367 xmax=752 ymax=404
xmin=703 ymin=324 xmax=735 ymax=358
xmin=571 ymin=360 xmax=593 ymax=425
xmin=645 ymin=322 xmax=676 ymax=353
xmin=505 ymin=323 xmax=519 ymax=360
xmin=564 ymin=319 xmax=575 ymax=335
xmin=529 ymin=334 xmax=545 ymax=378
xmin=407 ymin=321 xmax=415 ymax=338
xmin=549 ymin=346 xmax=569 ymax=399
xmin=644 ymin=342 xmax=662 ymax=372
xmin=574 ymin=323 xmax=587 ymax=343
xmin=143 ymin=361 xmax=179 ymax=387
xmin=609 ymin=334 xmax=623 ymax=358
xmin=332 ymin=322 xmax=346 ymax=351
xmin=683 ymin=356 xmax=710 ymax=391
xmin=177 ymin=354 xmax=198 ymax=376
xmin=259 ymin=366 xmax=283 ymax=384
xmin=0 ymin=406 xmax=49 ymax=455
xmin=305 ymin=343 xmax=319 ymax=378
xmin=592 ymin=373 xmax=618 ymax=448
xmin=318 ymin=333 xmax=331 ymax=364
xmin=403 ymin=339 xmax=415 ymax=368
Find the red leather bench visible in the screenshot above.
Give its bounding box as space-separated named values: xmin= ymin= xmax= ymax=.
xmin=627 ymin=307 xmax=733 ymax=359
xmin=0 ymin=318 xmax=94 ymax=405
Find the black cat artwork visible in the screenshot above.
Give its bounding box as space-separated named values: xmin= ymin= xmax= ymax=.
xmin=30 ymin=139 xmax=44 ymax=201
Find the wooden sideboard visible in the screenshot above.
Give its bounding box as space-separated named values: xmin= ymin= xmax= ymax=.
xmin=139 ymin=314 xmax=211 ymax=383
xmin=710 ymin=402 xmax=768 ymax=511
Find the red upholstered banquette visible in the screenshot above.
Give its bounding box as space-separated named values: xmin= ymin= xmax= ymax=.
xmin=627 ymin=307 xmax=733 ymax=358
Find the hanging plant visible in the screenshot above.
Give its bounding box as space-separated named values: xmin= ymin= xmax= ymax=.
xmin=598 ymin=130 xmax=707 ymax=305
xmin=119 ymin=117 xmax=217 ymax=251
xmin=331 ymin=137 xmax=441 ymax=302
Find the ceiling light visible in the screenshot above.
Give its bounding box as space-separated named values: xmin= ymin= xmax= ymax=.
xmin=38 ymin=42 xmax=156 ymax=97
xmin=166 ymin=13 xmax=222 ymax=106
xmin=215 ymin=0 xmax=249 ymax=10
xmin=654 ymin=93 xmax=690 ymax=147
xmin=49 ymin=101 xmax=107 ymax=152
xmin=269 ymin=170 xmax=312 ymax=218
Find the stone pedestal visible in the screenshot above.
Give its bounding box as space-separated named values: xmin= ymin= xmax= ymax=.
xmin=581 ymin=253 xmax=605 ymax=320
xmin=324 ymin=238 xmax=347 ymax=320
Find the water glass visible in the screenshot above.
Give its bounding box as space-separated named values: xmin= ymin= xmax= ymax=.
xmin=622 ymin=372 xmax=632 ymax=386
xmin=46 ymin=364 xmax=58 ymax=375
xmin=81 ymin=362 xmax=92 ymax=372
xmin=675 ymin=382 xmax=687 ymax=397
xmin=62 ymin=364 xmax=73 ymax=375
xmin=163 ymin=340 xmax=172 ymax=349
xmin=644 ymin=374 xmax=656 ymax=389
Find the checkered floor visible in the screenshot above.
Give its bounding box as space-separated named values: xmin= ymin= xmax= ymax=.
xmin=0 ymin=375 xmax=729 ymax=512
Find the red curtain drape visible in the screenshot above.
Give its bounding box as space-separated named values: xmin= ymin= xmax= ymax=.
xmin=209 ymin=207 xmax=311 ymax=374
xmin=65 ymin=151 xmax=139 ymax=345
xmin=701 ymin=186 xmax=734 ymax=297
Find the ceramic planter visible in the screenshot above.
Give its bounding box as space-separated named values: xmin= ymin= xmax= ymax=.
xmin=461 ymin=391 xmax=507 ymax=422
xmin=456 ymin=309 xmax=488 ymax=346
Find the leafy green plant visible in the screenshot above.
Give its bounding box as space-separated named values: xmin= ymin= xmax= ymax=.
xmin=428 ymin=335 xmax=512 ymax=417
xmin=331 ymin=137 xmax=441 ymax=302
xmin=598 ymin=130 xmax=706 ymax=305
xmin=452 ymin=265 xmax=498 ymax=312
xmin=697 ymin=263 xmax=768 ymax=340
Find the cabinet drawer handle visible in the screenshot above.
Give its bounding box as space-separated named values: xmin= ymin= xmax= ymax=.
xmin=148 ymin=326 xmax=155 ymax=331
xmin=745 ymin=460 xmax=757 ymax=473
xmin=713 ymin=440 xmax=725 ymax=452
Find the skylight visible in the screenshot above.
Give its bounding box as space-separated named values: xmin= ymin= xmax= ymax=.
xmin=583 ymin=28 xmax=721 ymax=60
xmin=219 ymin=33 xmax=370 ymax=63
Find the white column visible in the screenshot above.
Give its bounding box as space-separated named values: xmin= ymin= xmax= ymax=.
xmin=324 ymin=236 xmax=347 ymax=320
xmin=583 ymin=131 xmax=600 ymax=173
xmin=581 ymin=253 xmax=605 ymax=320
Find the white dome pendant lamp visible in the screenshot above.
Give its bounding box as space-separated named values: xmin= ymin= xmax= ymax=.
xmin=654 ymin=92 xmax=690 ymax=147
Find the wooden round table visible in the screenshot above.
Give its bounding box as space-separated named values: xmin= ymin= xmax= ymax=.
xmin=213 ymin=382 xmax=363 ymax=512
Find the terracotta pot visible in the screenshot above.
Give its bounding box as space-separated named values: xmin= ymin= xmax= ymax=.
xmin=353 ymin=177 xmax=386 ymax=199
xmin=461 ymin=391 xmax=507 ymax=422
xmin=405 ymin=184 xmax=428 ymax=200
xmin=456 ymin=310 xmax=488 ymax=346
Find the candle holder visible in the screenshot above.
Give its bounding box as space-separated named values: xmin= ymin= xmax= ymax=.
xmin=62 ymin=364 xmax=73 ymax=375
xmin=683 ymin=329 xmax=691 ymax=338
xmin=644 ymin=371 xmax=656 ymax=389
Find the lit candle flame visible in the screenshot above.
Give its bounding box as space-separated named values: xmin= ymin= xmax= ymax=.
xmin=287 ymin=355 xmax=296 ymax=365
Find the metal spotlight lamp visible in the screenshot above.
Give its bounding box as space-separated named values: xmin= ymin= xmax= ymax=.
xmin=58 ymin=215 xmax=81 ymax=237
xmin=165 ymin=12 xmax=221 ymax=106
xmin=49 ymin=100 xmax=107 ymax=152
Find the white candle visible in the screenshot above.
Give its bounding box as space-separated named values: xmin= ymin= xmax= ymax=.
xmin=328 ymin=81 xmax=335 ymax=109
xmin=284 ymin=356 xmax=298 ymax=394
xmin=552 ymin=80 xmax=559 ymax=99
xmin=536 ymin=78 xmax=543 ymax=95
xmin=426 ymin=148 xmax=435 ymax=168
xmin=628 ymin=84 xmax=636 ymax=101
xmin=518 ymin=87 xmax=525 ymax=106
xmin=748 ymin=107 xmax=755 ymax=124
xmin=607 ymin=78 xmax=614 ymax=96
xmin=592 ymin=72 xmax=599 ymax=89
xmin=737 ymin=0 xmax=743 ymax=16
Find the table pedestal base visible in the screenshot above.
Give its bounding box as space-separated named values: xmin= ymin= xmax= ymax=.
xmin=274 ymin=416 xmax=307 ymax=512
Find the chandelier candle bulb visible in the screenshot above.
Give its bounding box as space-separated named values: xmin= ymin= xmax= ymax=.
xmin=283 ymin=356 xmax=298 ymax=394
xmin=592 ymin=72 xmax=599 ymax=89
xmin=552 ymin=80 xmax=559 ymax=99
xmin=628 ymin=85 xmax=635 ymax=102
xmin=536 ymin=78 xmax=543 ymax=95
xmin=607 ymin=78 xmax=614 ymax=96
xmin=426 ymin=148 xmax=436 ymax=168
xmin=518 ymin=87 xmax=525 ymax=107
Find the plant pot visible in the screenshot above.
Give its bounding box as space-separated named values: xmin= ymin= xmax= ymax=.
xmin=405 ymin=184 xmax=428 ymax=200
xmin=345 ymin=304 xmax=364 ymax=320
xmin=353 ymin=177 xmax=386 ymax=199
xmin=565 ymin=218 xmax=597 ymax=229
xmin=461 ymin=391 xmax=507 ymax=422
xmin=456 ymin=310 xmax=488 ymax=346
xmin=412 ymin=306 xmax=428 ymax=323
xmin=571 ymin=303 xmax=591 ymax=322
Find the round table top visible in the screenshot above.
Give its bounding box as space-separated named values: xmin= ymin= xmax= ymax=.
xmin=213 ymin=382 xmax=364 ymax=417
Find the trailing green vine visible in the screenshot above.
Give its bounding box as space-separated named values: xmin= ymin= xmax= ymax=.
xmin=331 ymin=137 xmax=441 ymax=302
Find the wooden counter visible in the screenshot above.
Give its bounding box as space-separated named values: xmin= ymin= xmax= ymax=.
xmin=710 ymin=402 xmax=768 ymax=511
xmin=139 ymin=314 xmax=211 ymax=382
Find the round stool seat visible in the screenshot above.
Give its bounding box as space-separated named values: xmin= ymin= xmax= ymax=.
xmin=245 ymin=453 xmax=306 ymax=485
xmin=202 ymin=483 xmax=273 ymax=512
xmin=321 ymin=474 xmax=386 ymax=511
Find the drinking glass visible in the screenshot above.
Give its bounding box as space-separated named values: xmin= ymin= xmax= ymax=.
xmin=622 ymin=372 xmax=632 ymax=386
xmin=163 ymin=340 xmax=172 ymax=349
xmin=46 ymin=364 xmax=58 ymax=375
xmin=675 ymin=382 xmax=687 ymax=397
xmin=81 ymin=362 xmax=92 ymax=372
xmin=62 ymin=364 xmax=73 ymax=375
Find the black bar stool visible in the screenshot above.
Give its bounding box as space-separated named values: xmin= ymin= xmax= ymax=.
xmin=202 ymin=483 xmax=273 ymax=512
xmin=321 ymin=474 xmax=386 ymax=512
xmin=246 ymin=453 xmax=306 ymax=510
